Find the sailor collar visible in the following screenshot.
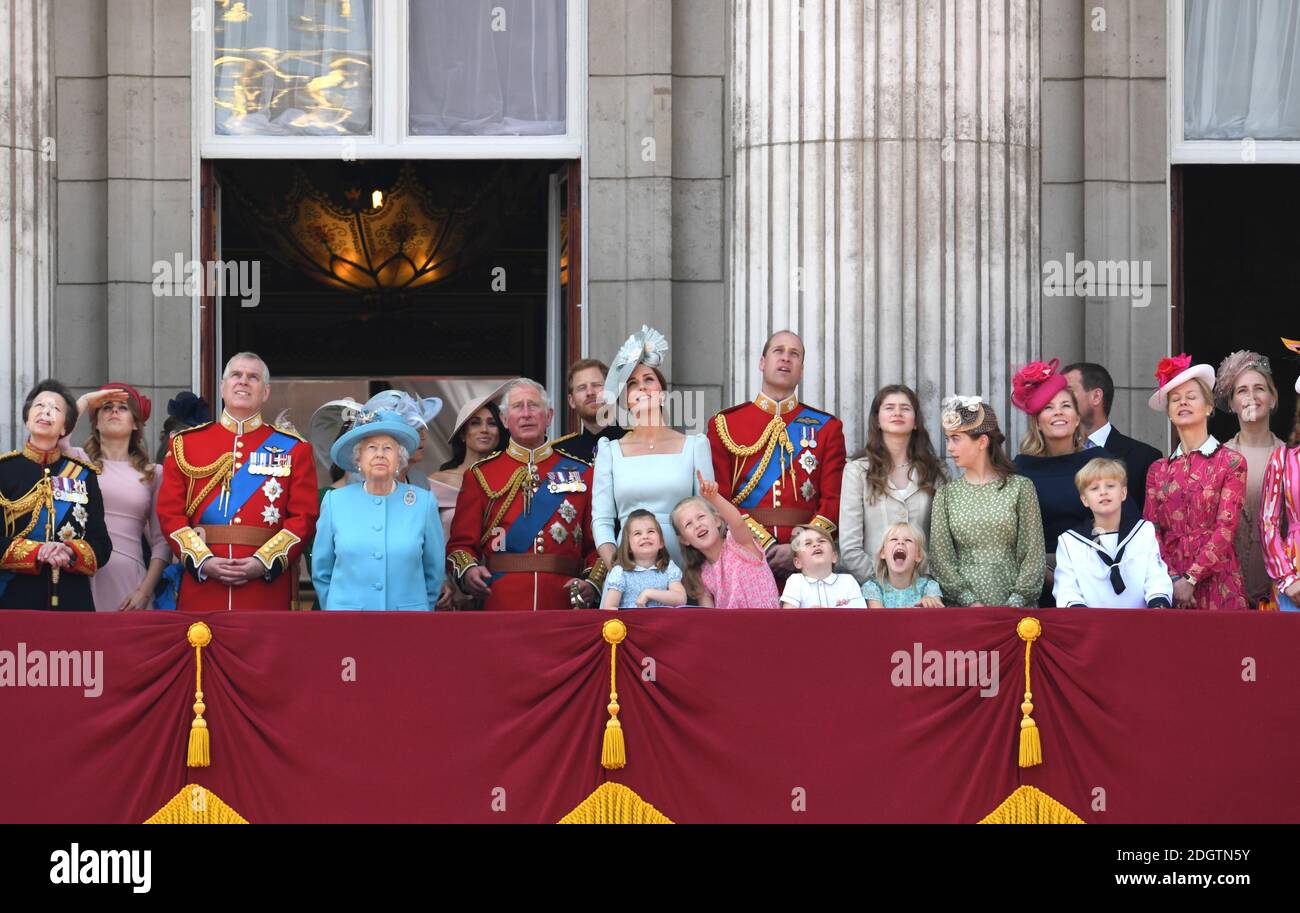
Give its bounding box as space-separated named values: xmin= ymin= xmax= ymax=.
xmin=22 ymin=441 xmax=61 ymax=465
xmin=1169 ymin=434 xmax=1221 ymax=462
xmin=1064 ymin=516 xmax=1145 ymax=555
xmin=754 ymin=391 xmax=799 ymax=416
xmin=506 ymin=439 xmax=553 ymax=466
xmin=220 ymin=410 xmax=264 ymax=435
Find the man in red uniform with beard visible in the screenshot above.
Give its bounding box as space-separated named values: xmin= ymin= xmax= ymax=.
xmin=156 ymin=352 xmax=319 ymax=612
xmin=707 ymin=330 xmax=847 ymax=580
xmin=447 ymin=378 xmax=604 ymax=610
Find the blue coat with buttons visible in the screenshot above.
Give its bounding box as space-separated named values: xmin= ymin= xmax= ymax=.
xmin=312 ymin=481 xmax=446 ymax=611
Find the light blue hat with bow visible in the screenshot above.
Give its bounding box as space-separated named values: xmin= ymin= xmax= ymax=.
xmin=329 ymin=409 xmax=421 ymax=473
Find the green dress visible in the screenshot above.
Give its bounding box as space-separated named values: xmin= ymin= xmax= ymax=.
xmin=929 ymin=474 xmax=1046 ymax=607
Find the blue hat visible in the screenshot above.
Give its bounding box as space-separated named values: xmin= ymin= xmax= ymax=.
xmin=167 ymin=391 xmax=211 ymax=428
xmin=363 ymin=390 xmax=442 ymax=430
xmin=329 ymin=409 xmax=421 ymax=473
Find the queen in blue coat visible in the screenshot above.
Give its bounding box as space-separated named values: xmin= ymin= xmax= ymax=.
xmin=312 ymin=409 xmax=445 ymax=610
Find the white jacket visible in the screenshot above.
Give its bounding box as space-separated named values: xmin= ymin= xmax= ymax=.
xmin=1053 ymin=518 xmax=1173 ymax=609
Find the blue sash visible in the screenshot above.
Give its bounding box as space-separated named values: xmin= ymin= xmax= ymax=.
xmin=736 ymin=407 xmax=831 ymax=509
xmin=0 ymin=460 xmax=87 ymax=599
xmin=492 ymin=456 xmax=588 ymax=582
xmin=199 ymin=431 xmax=298 ymax=524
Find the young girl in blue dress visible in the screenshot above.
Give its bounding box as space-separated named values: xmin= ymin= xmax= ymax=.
xmin=601 ymin=509 xmax=688 ymax=609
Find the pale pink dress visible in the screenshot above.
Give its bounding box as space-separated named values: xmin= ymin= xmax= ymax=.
xmin=91 ymin=459 xmax=167 ymax=612
xmin=429 ymin=478 xmax=461 ymax=541
xmin=700 ymin=530 xmax=781 ymax=608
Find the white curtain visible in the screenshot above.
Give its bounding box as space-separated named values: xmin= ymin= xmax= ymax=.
xmin=1185 ymin=0 xmax=1300 ymax=139
xmin=409 ymin=0 xmax=566 ymax=136
xmin=213 ymin=0 xmax=374 ymax=136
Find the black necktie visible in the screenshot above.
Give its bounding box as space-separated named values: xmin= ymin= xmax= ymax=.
xmin=1090 ymin=531 xmax=1127 ymax=595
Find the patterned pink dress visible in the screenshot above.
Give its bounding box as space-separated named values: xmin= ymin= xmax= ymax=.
xmin=1143 ymin=438 xmax=1249 ymax=610
xmin=700 ymin=530 xmax=780 ymax=608
xmin=1259 ymin=445 xmax=1300 ymax=599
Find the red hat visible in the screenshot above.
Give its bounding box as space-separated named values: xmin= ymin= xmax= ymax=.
xmin=96 ymin=382 xmax=152 ymax=424
xmin=1011 ymin=358 xmax=1068 ymax=415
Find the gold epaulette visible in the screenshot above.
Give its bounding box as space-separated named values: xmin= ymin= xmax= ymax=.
xmin=552 ymin=431 xmax=580 ymax=445
xmin=554 ymin=445 xmax=591 ymax=466
xmin=0 ymin=450 xmax=19 ymax=462
xmin=273 ymin=423 xmax=307 ymax=444
xmin=174 ymin=421 xmax=213 ymax=437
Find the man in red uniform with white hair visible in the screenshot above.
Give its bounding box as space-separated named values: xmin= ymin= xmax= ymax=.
xmin=707 ymin=330 xmax=847 ymax=580
xmin=156 ymin=352 xmax=319 ymax=612
xmin=446 ymin=378 xmax=604 ymax=610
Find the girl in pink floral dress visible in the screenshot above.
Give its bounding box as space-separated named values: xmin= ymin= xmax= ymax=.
xmin=1143 ymin=354 xmax=1249 ymax=610
xmin=672 ymin=470 xmax=780 ymax=608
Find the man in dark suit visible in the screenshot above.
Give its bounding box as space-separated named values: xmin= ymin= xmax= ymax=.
xmin=1064 ymin=362 xmax=1163 ymax=510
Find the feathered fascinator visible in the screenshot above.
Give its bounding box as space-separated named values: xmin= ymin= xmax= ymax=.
xmin=603 ymin=325 xmax=670 ymax=405
xmin=941 ymin=395 xmax=998 ymax=435
xmin=309 ymin=389 xmax=442 ymax=462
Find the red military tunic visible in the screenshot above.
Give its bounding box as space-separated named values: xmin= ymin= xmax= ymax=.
xmin=156 ymin=410 xmax=319 ymax=612
xmin=707 ymin=392 xmax=847 ymax=547
xmin=446 ymin=439 xmax=602 ymax=611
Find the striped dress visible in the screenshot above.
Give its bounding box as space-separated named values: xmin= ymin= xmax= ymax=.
xmin=1260 ymin=444 xmax=1300 ymax=607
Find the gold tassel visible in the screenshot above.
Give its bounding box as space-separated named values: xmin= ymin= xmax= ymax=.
xmin=187 ymin=622 xmax=213 ymax=768
xmin=1017 ymin=617 xmax=1042 ymax=768
xmin=601 ymin=619 xmax=627 ymax=770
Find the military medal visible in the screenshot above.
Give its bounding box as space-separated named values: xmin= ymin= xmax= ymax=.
xmin=801 ymin=480 xmax=817 ymax=501
xmin=261 ymin=478 xmax=283 ymax=502
xmin=261 ymin=505 xmax=281 ymax=525
xmin=58 ymin=523 xmax=76 ymax=542
xmin=558 ymin=498 xmax=577 ymax=524
xmin=550 ymin=522 xmax=568 ymax=544
xmin=798 ymin=449 xmax=818 ymax=474
xmin=404 ymin=488 xmax=417 ymax=506
xmin=72 ymin=503 xmax=88 ymax=527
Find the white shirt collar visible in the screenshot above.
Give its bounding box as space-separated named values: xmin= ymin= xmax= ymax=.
xmin=1088 ymin=422 xmax=1113 ymax=448
xmin=1170 ymin=434 xmax=1221 ymax=461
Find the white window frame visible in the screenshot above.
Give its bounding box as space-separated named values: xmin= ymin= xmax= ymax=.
xmin=195 ymin=0 xmax=585 ymax=159
xmin=1170 ymin=0 xmax=1300 ymax=163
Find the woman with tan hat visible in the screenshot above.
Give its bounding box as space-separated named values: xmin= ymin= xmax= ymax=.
xmin=1215 ymin=350 xmax=1285 ymax=608
xmin=1143 ymin=354 xmax=1249 ymax=610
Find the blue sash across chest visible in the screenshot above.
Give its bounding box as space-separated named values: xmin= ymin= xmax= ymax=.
xmin=736 ymin=406 xmax=830 ymax=509
xmin=199 ymin=431 xmax=298 ymax=524
xmin=0 ymin=459 xmax=88 ymax=599
xmin=495 ymin=456 xmax=587 ymax=575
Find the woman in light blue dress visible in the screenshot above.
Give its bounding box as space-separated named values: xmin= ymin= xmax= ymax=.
xmin=593 ymin=326 xmax=715 ymax=569
xmin=312 ymin=409 xmax=446 ymax=611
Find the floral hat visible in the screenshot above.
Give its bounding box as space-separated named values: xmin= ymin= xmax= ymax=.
xmin=1284 ymin=337 xmax=1300 ymax=394
xmin=1011 ymin=358 xmax=1068 ymax=416
xmin=1147 ymin=353 xmax=1216 ymax=412
xmin=941 ymin=395 xmax=999 ymax=436
xmin=1213 ymin=350 xmax=1273 ymax=412
xmin=603 ymin=325 xmax=669 ymax=405
xmin=329 ymin=409 xmax=420 ymax=474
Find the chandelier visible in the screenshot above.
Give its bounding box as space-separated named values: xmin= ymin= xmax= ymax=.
xmin=226 ymin=162 xmax=505 ymax=300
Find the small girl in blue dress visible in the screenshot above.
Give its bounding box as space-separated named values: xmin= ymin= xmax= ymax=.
xmin=601 ymin=509 xmax=689 ymax=609
xmin=861 ymin=522 xmax=946 ymax=608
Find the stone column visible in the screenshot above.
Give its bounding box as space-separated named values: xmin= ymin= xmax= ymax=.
xmin=729 ymin=0 xmax=1040 ymax=450
xmin=0 ymin=0 xmax=53 ymax=447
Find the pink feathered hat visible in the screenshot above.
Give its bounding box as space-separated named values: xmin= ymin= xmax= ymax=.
xmin=1010 ymin=358 xmax=1069 ymax=416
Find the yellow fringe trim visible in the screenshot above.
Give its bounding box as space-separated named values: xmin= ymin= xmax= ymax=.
xmin=979 ymin=786 xmax=1084 ymax=824
xmin=558 ymin=782 xmax=673 ymax=824
xmin=144 ymin=786 xmax=248 ymax=824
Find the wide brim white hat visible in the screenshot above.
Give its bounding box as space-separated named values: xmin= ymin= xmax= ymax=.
xmin=1147 ymin=363 xmax=1216 ymax=412
xmin=450 ymin=380 xmax=514 ymax=443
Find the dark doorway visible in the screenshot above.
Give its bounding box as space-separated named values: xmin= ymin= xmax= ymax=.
xmin=215 ymin=159 xmax=556 ymax=379
xmin=1179 ymin=164 xmax=1300 ymax=443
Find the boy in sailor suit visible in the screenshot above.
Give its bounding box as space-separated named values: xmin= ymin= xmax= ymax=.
xmin=1054 ymin=458 xmax=1173 ymax=608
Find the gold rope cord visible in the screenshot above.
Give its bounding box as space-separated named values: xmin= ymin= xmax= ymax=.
xmin=477 ymin=466 xmax=528 ymax=547
xmin=171 ymin=435 xmax=235 ymax=517
xmin=713 ymin=413 xmax=795 ymax=504
xmin=1 ymin=462 xmax=80 ymax=539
